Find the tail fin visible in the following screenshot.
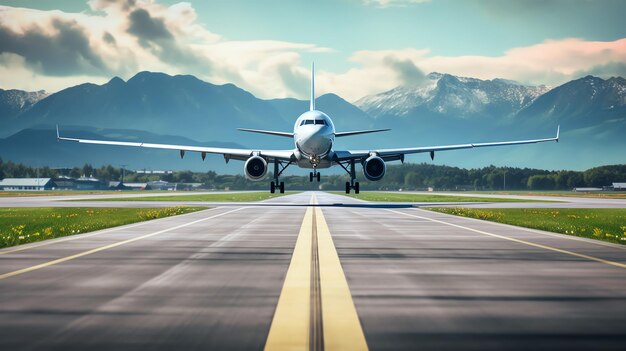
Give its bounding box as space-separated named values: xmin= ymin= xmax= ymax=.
xmin=310 ymin=62 xmax=315 ymax=111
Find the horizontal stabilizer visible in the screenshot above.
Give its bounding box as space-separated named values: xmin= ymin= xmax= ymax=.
xmin=237 ymin=128 xmax=294 ymax=138
xmin=335 ymin=129 xmax=390 ymax=137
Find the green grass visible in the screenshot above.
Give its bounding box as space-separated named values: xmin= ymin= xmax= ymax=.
xmin=0 ymin=207 xmax=206 ymax=249
xmin=335 ymin=192 xmax=548 ymax=203
xmin=0 ymin=190 xmax=173 ymax=197
xmin=429 ymin=207 xmax=626 ymax=245
xmin=87 ymin=191 xmax=293 ymax=202
xmin=473 ymin=190 xmax=626 ymax=199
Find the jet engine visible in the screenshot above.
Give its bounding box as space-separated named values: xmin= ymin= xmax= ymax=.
xmin=244 ymin=156 xmax=268 ymax=181
xmin=362 ymin=155 xmax=386 ymax=181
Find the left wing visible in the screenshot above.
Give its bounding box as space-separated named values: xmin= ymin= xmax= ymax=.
xmin=56 ymin=126 xmax=295 ymax=162
xmin=333 ymin=126 xmax=560 ymax=162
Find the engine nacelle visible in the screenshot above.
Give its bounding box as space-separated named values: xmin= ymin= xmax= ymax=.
xmin=362 ymin=155 xmax=386 ymax=181
xmin=244 ymin=156 xmax=268 ymax=181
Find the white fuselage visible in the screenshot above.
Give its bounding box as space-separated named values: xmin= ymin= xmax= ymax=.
xmin=293 ymin=110 xmax=335 ymax=169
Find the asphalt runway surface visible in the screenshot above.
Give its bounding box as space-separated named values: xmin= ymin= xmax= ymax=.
xmin=0 ymin=192 xmax=625 ymax=350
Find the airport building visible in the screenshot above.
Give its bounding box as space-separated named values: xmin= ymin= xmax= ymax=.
xmin=613 ymin=182 xmax=626 ymax=190
xmin=0 ymin=178 xmax=57 ymax=191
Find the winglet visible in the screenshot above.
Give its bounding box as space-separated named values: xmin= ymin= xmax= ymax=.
xmin=310 ymin=62 xmax=315 ymax=111
xmin=56 ymin=124 xmax=60 ymax=140
xmin=556 ymin=125 xmax=560 ymax=142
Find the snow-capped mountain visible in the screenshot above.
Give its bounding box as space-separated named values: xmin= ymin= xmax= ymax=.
xmin=0 ymin=72 xmax=624 ymax=171
xmin=0 ymin=89 xmax=48 ymax=119
xmin=517 ymin=75 xmax=626 ymax=128
xmin=356 ymin=73 xmax=549 ymax=119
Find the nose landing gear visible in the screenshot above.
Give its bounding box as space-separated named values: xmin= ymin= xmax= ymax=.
xmin=309 ymin=170 xmax=321 ymax=182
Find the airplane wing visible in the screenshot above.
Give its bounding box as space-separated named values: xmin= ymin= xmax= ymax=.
xmin=237 ymin=128 xmax=294 ymax=138
xmin=56 ymin=126 xmax=295 ymax=162
xmin=335 ymin=129 xmax=390 ymax=137
xmin=333 ymin=126 xmax=560 ymax=162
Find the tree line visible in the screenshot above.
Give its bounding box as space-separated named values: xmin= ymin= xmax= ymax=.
xmin=0 ymin=158 xmax=623 ymax=191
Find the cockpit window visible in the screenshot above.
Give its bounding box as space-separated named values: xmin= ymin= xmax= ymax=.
xmin=300 ymin=119 xmax=326 ymax=126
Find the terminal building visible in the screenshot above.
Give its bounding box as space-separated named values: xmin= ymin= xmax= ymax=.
xmin=0 ymin=178 xmax=57 ymax=191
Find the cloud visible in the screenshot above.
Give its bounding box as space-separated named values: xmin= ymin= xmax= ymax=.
xmin=127 ymin=8 xmax=173 ymax=43
xmin=0 ymin=2 xmax=624 ymax=103
xmin=330 ymin=38 xmax=626 ymax=99
xmin=362 ymin=0 xmax=431 ymax=8
xmin=383 ymin=56 xmax=427 ymax=86
xmin=0 ymin=17 xmax=108 ymax=76
xmin=0 ymin=2 xmax=326 ymax=98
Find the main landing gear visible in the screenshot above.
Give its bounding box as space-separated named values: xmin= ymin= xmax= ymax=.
xmin=270 ymin=159 xmax=292 ymax=194
xmin=338 ymin=159 xmax=359 ymax=194
xmin=309 ymin=170 xmax=321 ymax=182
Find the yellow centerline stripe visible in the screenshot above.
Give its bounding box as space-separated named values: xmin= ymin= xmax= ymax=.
xmin=265 ymin=193 xmax=368 ymax=351
xmin=0 ymin=207 xmax=247 ymax=280
xmin=0 ymin=207 xmax=220 ymax=255
xmin=265 ymin=206 xmax=313 ymax=350
xmin=388 ymin=209 xmax=626 ymax=269
xmin=315 ymin=204 xmax=368 ymax=350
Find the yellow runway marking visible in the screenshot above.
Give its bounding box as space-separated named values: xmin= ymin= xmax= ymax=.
xmin=266 ymin=194 xmax=367 ymax=351
xmin=265 ymin=206 xmax=313 ymax=350
xmin=0 ymin=207 xmax=246 ymax=280
xmin=388 ymin=209 xmax=626 ymax=269
xmin=315 ymin=205 xmax=368 ymax=350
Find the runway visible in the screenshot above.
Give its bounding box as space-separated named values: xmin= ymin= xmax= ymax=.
xmin=1 ymin=192 xmax=625 ymax=350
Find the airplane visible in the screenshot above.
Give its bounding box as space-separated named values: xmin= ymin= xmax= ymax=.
xmin=57 ymin=63 xmax=560 ymax=194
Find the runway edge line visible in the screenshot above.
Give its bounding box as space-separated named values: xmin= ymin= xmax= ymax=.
xmin=0 ymin=207 xmax=247 ymax=280
xmin=388 ymin=209 xmax=626 ymax=269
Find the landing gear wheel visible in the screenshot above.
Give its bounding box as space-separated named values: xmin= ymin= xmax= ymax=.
xmin=270 ymin=181 xmax=275 ymax=194
xmin=354 ymin=182 xmax=360 ymax=194
xmin=309 ymin=172 xmax=313 ymax=182
xmin=345 ymin=182 xmax=351 ymax=194
xmin=316 ymin=172 xmax=321 ymax=182
xmin=279 ymin=182 xmax=285 ymax=194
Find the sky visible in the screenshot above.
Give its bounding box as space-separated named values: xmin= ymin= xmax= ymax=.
xmin=0 ymin=0 xmax=625 ymax=101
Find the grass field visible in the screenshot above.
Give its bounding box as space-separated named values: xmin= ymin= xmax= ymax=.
xmin=0 ymin=191 xmax=116 ymax=197
xmin=0 ymin=207 xmax=205 ymax=249
xmin=336 ymin=192 xmax=547 ymax=203
xmin=87 ymin=192 xmax=292 ymax=202
xmin=475 ymin=190 xmax=626 ymax=199
xmin=429 ymin=207 xmax=626 ymax=245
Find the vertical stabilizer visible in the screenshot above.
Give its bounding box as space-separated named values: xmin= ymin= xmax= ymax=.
xmin=310 ymin=62 xmax=315 ymax=111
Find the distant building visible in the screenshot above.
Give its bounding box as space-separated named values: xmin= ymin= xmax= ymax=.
xmin=613 ymin=182 xmax=626 ymax=190
xmin=124 ymin=183 xmax=149 ymax=190
xmin=53 ymin=176 xmax=77 ymax=190
xmin=147 ymin=180 xmax=176 ymax=191
xmin=108 ymin=181 xmax=131 ymax=190
xmin=75 ymin=175 xmax=108 ymax=190
xmin=135 ymin=170 xmax=173 ymax=174
xmin=574 ymin=187 xmax=603 ymax=192
xmin=0 ymin=178 xmax=57 ymax=191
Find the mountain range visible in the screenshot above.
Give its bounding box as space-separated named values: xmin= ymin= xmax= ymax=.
xmin=0 ymin=71 xmax=624 ymax=172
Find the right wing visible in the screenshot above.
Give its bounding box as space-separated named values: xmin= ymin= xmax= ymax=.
xmin=57 ymin=126 xmax=295 ymax=162
xmin=333 ymin=126 xmax=560 ymax=161
xmin=335 ymin=129 xmax=390 ymax=137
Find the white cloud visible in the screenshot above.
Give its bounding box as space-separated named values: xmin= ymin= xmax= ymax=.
xmin=362 ymin=0 xmax=431 ymax=8
xmin=0 ymin=2 xmax=624 ymax=103
xmin=0 ymin=2 xmax=327 ymax=99
xmin=320 ymin=38 xmax=626 ymax=100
